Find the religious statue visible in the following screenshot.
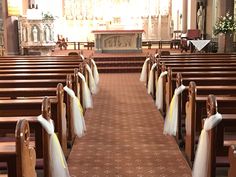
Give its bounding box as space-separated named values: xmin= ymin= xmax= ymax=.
xmin=22 ymin=27 xmax=27 ymax=42
xmin=45 ymin=25 xmax=50 ymax=42
xmin=197 ymin=5 xmax=205 ymax=35
xmin=32 ymin=26 xmax=38 ymax=43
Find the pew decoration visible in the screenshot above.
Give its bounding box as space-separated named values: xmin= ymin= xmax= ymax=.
xmin=64 ymin=86 xmax=86 ymax=137
xmin=192 ymin=112 xmax=222 ymax=177
xmin=155 ymin=71 xmax=168 ymax=110
xmin=163 ymin=85 xmax=186 ymax=135
xmin=91 ymin=59 xmax=100 ymax=85
xmin=37 ymin=115 xmax=71 ymax=177
xmin=140 ymin=57 xmax=150 ymax=82
xmin=147 ymin=63 xmax=157 ymax=95
xmin=86 ymin=64 xmax=98 ymax=94
xmin=80 ymin=53 xmax=85 ymax=60
xmin=78 ymin=72 xmax=93 ymax=109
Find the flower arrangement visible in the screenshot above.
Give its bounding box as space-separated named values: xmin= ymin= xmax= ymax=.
xmin=42 ymin=12 xmax=55 ymax=20
xmin=213 ymin=12 xmax=236 ymax=35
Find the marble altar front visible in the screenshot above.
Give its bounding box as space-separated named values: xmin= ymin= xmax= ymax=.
xmin=92 ymin=30 xmax=144 ymax=53
xmin=18 ymin=17 xmax=56 ymax=55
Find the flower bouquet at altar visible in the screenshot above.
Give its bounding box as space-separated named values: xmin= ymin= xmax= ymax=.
xmin=213 ymin=12 xmax=236 ymax=52
xmin=213 ymin=12 xmax=236 ymax=35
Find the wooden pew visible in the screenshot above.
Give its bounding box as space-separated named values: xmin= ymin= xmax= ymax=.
xmin=228 ymin=145 xmax=236 ymax=177
xmin=0 ymin=119 xmax=36 ymax=177
xmin=200 ymin=95 xmax=236 ymax=177
xmin=185 ymin=83 xmax=236 ymax=164
xmin=0 ymin=84 xmax=67 ymax=156
xmin=0 ymin=97 xmax=51 ymax=177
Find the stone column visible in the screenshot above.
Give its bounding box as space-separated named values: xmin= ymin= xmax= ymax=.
xmin=182 ymin=0 xmax=188 ymax=33
xmin=188 ymin=0 xmax=197 ymax=30
xmin=2 ymin=0 xmax=20 ymax=55
xmin=217 ymin=0 xmax=234 ymax=53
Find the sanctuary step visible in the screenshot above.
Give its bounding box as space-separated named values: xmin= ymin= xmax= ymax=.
xmin=94 ymin=58 xmax=145 ymax=73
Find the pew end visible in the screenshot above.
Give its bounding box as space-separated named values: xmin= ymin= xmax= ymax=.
xmin=228 ymin=144 xmax=236 ymax=177
xmin=16 ymin=119 xmax=37 ymax=177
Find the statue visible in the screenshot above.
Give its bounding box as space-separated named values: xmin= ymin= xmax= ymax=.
xmin=45 ymin=25 xmax=50 ymax=42
xmin=197 ymin=5 xmax=205 ymax=35
xmin=32 ymin=26 xmax=38 ymax=43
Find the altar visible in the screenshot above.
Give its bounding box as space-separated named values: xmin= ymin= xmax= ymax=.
xmin=18 ymin=16 xmax=56 ymax=55
xmin=92 ymin=30 xmax=144 ymax=53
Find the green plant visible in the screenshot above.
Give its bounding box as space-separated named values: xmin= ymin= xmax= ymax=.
xmin=213 ymin=12 xmax=236 ymax=35
xmin=42 ymin=12 xmax=54 ymax=20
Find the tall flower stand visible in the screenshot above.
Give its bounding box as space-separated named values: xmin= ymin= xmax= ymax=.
xmin=217 ymin=33 xmax=233 ymax=53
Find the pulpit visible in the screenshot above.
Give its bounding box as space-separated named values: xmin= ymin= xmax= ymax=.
xmin=92 ymin=30 xmax=144 ymax=53
xmin=18 ymin=17 xmax=56 ymax=55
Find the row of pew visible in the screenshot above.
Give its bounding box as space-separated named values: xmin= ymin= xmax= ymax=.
xmin=0 ymin=54 xmax=99 ymax=177
xmin=140 ymin=52 xmax=236 ymax=177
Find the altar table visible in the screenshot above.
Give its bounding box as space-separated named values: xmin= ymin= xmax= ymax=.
xmin=92 ymin=30 xmax=144 ymax=53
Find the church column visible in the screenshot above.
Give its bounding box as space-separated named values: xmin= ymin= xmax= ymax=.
xmin=182 ymin=0 xmax=188 ymax=33
xmin=217 ymin=0 xmax=234 ymax=52
xmin=218 ymin=0 xmax=234 ymax=17
xmin=188 ymin=0 xmax=197 ymax=30
xmin=2 ymin=0 xmax=20 ymax=55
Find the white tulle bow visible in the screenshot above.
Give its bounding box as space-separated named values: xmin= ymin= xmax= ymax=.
xmin=80 ymin=54 xmax=85 ymax=60
xmin=147 ymin=63 xmax=157 ymax=94
xmin=192 ymin=112 xmax=222 ymax=177
xmin=86 ymin=64 xmax=98 ymax=94
xmin=91 ymin=59 xmax=99 ymax=85
xmin=63 ymin=86 xmax=86 ymax=137
xmin=155 ymin=71 xmax=168 ymax=110
xmin=140 ymin=58 xmax=150 ymax=82
xmin=78 ymin=72 xmax=93 ymax=109
xmin=163 ymin=84 xmax=186 ymax=135
xmin=37 ymin=115 xmax=70 ymax=177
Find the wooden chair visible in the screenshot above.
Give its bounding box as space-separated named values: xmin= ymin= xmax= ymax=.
xmin=180 ymin=29 xmax=201 ymax=52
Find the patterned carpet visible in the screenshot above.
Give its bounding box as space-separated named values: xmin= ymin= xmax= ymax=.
xmin=67 ymin=73 xmax=191 ymax=177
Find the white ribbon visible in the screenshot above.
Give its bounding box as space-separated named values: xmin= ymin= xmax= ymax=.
xmin=155 ymin=71 xmax=168 ymax=110
xmin=78 ymin=72 xmax=93 ymax=109
xmin=91 ymin=59 xmax=99 ymax=85
xmin=86 ymin=64 xmax=98 ymax=94
xmin=163 ymin=84 xmax=186 ymax=136
xmin=192 ymin=112 xmax=222 ymax=177
xmin=37 ymin=115 xmax=70 ymax=177
xmin=140 ymin=58 xmax=150 ymax=82
xmin=80 ymin=54 xmax=85 ymax=60
xmin=147 ymin=63 xmax=157 ymax=94
xmin=63 ymin=86 xmax=86 ymax=137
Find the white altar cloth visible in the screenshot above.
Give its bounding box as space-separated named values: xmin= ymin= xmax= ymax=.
xmin=189 ymin=40 xmax=210 ymax=51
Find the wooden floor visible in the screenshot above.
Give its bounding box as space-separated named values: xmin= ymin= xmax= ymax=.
xmin=67 ymin=73 xmax=191 ymax=177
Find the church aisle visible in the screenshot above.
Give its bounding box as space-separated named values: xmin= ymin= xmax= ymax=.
xmin=67 ymin=73 xmax=191 ymax=177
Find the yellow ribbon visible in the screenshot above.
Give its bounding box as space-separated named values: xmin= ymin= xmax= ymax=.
xmin=52 ymin=133 xmax=66 ymax=169
xmin=169 ymin=95 xmax=176 ymax=122
xmin=77 ymin=99 xmax=83 ymax=114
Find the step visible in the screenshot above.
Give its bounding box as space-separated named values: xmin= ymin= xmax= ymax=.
xmin=98 ymin=66 xmax=142 ymax=73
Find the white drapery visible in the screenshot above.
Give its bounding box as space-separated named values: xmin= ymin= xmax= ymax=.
xmin=78 ymin=72 xmax=93 ymax=109
xmin=140 ymin=57 xmax=150 ymax=82
xmin=91 ymin=59 xmax=99 ymax=85
xmin=63 ymin=86 xmax=86 ymax=137
xmin=192 ymin=112 xmax=222 ymax=177
xmin=147 ymin=63 xmax=157 ymax=95
xmin=163 ymin=84 xmax=185 ymax=135
xmin=155 ymin=71 xmax=168 ymax=110
xmin=86 ymin=64 xmax=98 ymax=94
xmin=37 ymin=115 xmax=70 ymax=177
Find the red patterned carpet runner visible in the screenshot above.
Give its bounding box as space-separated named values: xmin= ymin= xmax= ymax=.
xmin=67 ymin=73 xmax=191 ymax=177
